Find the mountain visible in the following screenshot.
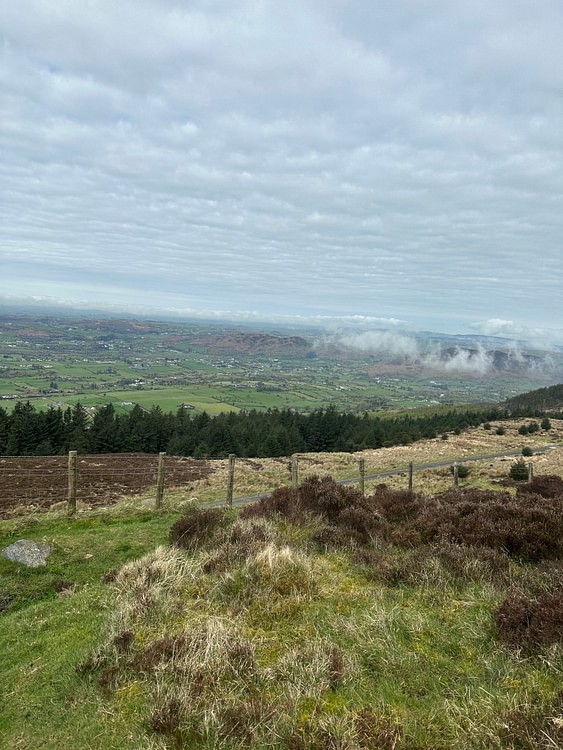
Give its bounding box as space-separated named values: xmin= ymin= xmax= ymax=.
xmin=193 ymin=332 xmax=313 ymax=356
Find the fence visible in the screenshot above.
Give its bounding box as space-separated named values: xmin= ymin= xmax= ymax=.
xmin=0 ymin=452 xmax=210 ymax=515
xmin=0 ymin=448 xmax=546 ymax=517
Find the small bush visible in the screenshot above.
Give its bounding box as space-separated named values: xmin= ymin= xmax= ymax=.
xmin=509 ymin=458 xmax=529 ymax=481
xmin=169 ymin=508 xmax=228 ymax=550
xmin=242 ymin=476 xmax=381 ymax=542
xmin=483 ymin=422 xmax=492 ymax=430
xmin=367 ymin=484 xmax=425 ymax=524
xmin=517 ymin=474 xmax=563 ymax=499
xmin=449 ymin=463 xmax=470 ymax=479
xmin=149 ymin=696 xmax=182 ymax=735
xmin=494 ymin=592 xmax=563 ymax=650
xmin=521 ymin=446 xmax=533 ymax=457
xmin=496 ymin=426 xmax=506 ymax=435
xmin=541 ymin=417 xmax=552 ymax=431
xmin=518 ymin=424 xmax=530 ymax=436
xmin=203 ymin=519 xmax=275 ymax=573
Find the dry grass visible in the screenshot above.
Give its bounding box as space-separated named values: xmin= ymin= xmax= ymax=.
xmin=151 ymin=419 xmax=563 ymax=509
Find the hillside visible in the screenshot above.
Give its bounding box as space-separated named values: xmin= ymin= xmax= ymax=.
xmin=193 ymin=331 xmax=313 ymax=356
xmin=505 ymin=383 xmax=563 ymax=413
xmin=1 ymin=448 xmax=562 ymax=748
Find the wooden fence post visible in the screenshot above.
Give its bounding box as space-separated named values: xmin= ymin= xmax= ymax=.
xmin=156 ymin=452 xmax=166 ymax=508
xmin=359 ymin=457 xmax=365 ymax=496
xmin=226 ymin=454 xmax=236 ymax=507
xmin=408 ymin=462 xmax=413 ymax=492
xmin=67 ymin=450 xmax=77 ymax=515
xmin=291 ymin=454 xmax=299 ymax=490
xmin=528 ymin=461 xmax=534 ymax=483
xmin=453 ymin=461 xmax=459 ymax=488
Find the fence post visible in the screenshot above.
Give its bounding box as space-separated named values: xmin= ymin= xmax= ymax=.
xmin=226 ymin=453 xmax=236 ymax=507
xmin=528 ymin=461 xmax=534 ymax=483
xmin=156 ymin=452 xmax=166 ymax=508
xmin=291 ymin=454 xmax=299 ymax=490
xmin=453 ymin=461 xmax=459 ymax=488
xmin=408 ymin=462 xmax=413 ymax=492
xmin=67 ymin=450 xmax=77 ymax=515
xmin=359 ymin=457 xmax=365 ymax=496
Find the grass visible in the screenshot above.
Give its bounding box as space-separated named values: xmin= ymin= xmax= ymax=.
xmin=0 ymin=508 xmax=188 ymax=748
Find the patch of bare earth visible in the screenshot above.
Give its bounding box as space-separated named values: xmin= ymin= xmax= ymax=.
xmin=0 ymin=454 xmax=211 ymax=517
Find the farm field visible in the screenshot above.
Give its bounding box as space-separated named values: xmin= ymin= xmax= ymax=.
xmin=2 ymin=312 xmax=561 ymax=416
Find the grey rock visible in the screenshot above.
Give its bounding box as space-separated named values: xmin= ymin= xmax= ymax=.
xmin=2 ymin=539 xmax=51 ymax=567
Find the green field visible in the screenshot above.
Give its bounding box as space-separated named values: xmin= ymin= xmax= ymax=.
xmin=2 ymin=312 xmax=561 ymax=416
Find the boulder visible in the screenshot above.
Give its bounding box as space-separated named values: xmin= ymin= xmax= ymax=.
xmin=2 ymin=539 xmax=51 ymax=568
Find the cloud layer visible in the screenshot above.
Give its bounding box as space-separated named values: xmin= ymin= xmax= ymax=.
xmin=1 ymin=1 xmax=562 ymax=334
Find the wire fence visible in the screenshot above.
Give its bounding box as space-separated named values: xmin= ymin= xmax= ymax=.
xmin=0 ymin=453 xmax=210 ymax=514
xmin=0 ymin=447 xmax=554 ymax=517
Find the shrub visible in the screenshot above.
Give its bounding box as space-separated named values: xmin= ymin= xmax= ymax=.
xmin=367 ymin=484 xmax=425 ymax=524
xmin=496 ymin=426 xmax=506 ymax=435
xmin=403 ymin=490 xmax=563 ymax=562
xmin=494 ymin=592 xmax=563 ymax=650
xmin=509 ymin=458 xmax=529 ymax=481
xmin=203 ymin=518 xmax=275 ymax=573
xmin=541 ymin=417 xmax=552 ymax=431
xmin=518 ymin=424 xmax=529 ymax=436
xmin=521 ymin=446 xmax=533 ymax=457
xmin=354 ymin=709 xmax=402 ymax=750
xmin=242 ymin=476 xmax=381 ymax=543
xmin=449 ymin=463 xmax=470 ymax=479
xmin=517 ymin=474 xmax=563 ymax=499
xmin=169 ymin=508 xmax=228 ymax=550
xmin=483 ymin=422 xmax=492 ymax=430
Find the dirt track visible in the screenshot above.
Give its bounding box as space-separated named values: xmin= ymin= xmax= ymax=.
xmin=0 ymin=454 xmax=211 ymax=516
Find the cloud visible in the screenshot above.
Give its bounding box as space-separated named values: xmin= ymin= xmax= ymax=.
xmin=1 ymin=1 xmax=562 ymax=331
xmin=474 ymin=319 xmax=563 ymax=348
xmin=331 ymin=330 xmax=420 ymax=358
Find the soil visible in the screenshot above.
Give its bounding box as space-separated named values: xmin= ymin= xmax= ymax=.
xmin=0 ymin=454 xmax=211 ymax=517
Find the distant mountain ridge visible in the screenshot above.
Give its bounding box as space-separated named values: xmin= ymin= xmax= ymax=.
xmin=193 ymin=332 xmax=312 ymax=356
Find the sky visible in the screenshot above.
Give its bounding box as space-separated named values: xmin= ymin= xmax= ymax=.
xmin=1 ymin=0 xmax=562 ymax=342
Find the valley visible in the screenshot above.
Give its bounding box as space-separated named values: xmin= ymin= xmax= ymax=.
xmin=1 ymin=313 xmax=561 ymax=416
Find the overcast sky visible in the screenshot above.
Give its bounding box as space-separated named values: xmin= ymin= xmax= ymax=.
xmin=1 ymin=0 xmax=562 ymax=341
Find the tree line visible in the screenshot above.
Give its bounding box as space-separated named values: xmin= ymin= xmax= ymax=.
xmin=504 ymin=383 xmax=563 ymax=416
xmin=0 ymin=401 xmax=506 ymax=458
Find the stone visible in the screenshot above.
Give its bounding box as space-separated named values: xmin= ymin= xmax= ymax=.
xmin=2 ymin=539 xmax=51 ymax=567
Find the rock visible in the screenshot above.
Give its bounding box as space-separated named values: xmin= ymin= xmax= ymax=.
xmin=2 ymin=539 xmax=51 ymax=567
